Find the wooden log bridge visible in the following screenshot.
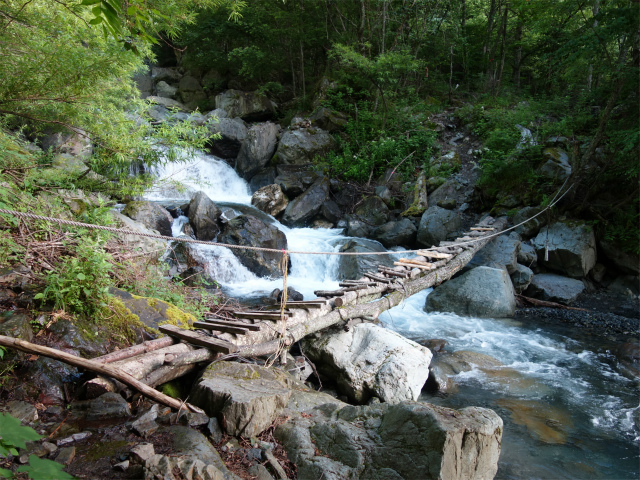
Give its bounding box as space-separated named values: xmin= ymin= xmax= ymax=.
xmin=0 ymin=216 xmax=505 ymax=412
xmin=159 ymin=216 xmax=507 ymax=357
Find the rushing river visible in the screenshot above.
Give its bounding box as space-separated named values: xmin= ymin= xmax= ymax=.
xmin=145 ymin=151 xmax=639 ymax=480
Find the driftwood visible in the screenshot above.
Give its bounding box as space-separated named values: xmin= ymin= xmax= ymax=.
xmin=213 ymin=217 xmax=507 ymax=356
xmin=516 ymin=294 xmax=589 ymax=311
xmin=0 ymin=335 xmax=204 ymax=413
xmin=159 ymin=325 xmax=238 ymax=353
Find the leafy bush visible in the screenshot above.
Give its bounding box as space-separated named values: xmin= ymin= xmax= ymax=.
xmin=0 ymin=413 xmax=74 ymax=479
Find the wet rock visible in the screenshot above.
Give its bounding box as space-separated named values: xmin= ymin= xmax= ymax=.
xmin=108 ymin=287 xmax=195 ymax=329
xmin=599 ymin=239 xmax=640 ymax=275
xmin=3 ymin=401 xmax=38 ymax=424
xmin=273 ymin=127 xmax=336 ymax=165
xmin=145 ymin=95 xmax=189 ymax=112
xmin=320 ymin=200 xmax=342 ymax=224
xmin=236 ymin=122 xmax=279 ymax=179
xmin=337 ymin=238 xmax=395 ymax=280
xmin=251 ymin=184 xmax=288 ymax=217
xmin=301 ymin=323 xmax=432 ymax=404
xmin=276 ymin=400 xmax=502 ymax=480
xmin=269 ymin=287 xmax=303 ymax=303
xmin=426 ymin=350 xmax=504 ymax=393
xmin=418 ymin=338 xmax=448 ymax=353
xmin=187 ymin=191 xmax=222 ymax=241
xmin=532 ymin=221 xmax=597 ymax=278
xmin=71 ymin=392 xmax=131 ymax=421
xmin=468 ymin=234 xmax=521 ymax=274
xmin=518 ymin=242 xmax=538 ymax=268
xmin=122 ymin=201 xmax=173 ymax=237
xmin=190 ymin=362 xmax=292 ymax=437
xmin=538 ymin=148 xmax=572 ymax=182
xmin=308 ymin=107 xmax=348 ymax=132
xmin=0 ymin=312 xmax=33 ymax=347
xmin=27 ymin=357 xmax=77 ymax=406
xmin=426 ymin=266 xmax=516 ymax=318
xmin=497 ymin=398 xmax=573 ymax=445
xmin=428 ymin=173 xmax=479 ymax=210
xmin=219 ymin=214 xmax=288 ymax=278
xmin=155 ymin=80 xmax=177 ymax=99
xmin=525 ymin=273 xmax=585 ymax=305
xmin=178 ymin=76 xmax=206 ymax=105
xmin=130 ymin=443 xmax=155 ymax=464
xmin=281 ymin=177 xmax=330 ymax=227
xmin=510 ymin=264 xmax=534 ymax=293
xmin=55 ymin=446 xmax=76 ymax=465
xmin=353 ymin=196 xmax=390 ymax=227
xmin=215 ymin=89 xmax=275 ymax=122
xmin=57 ymin=432 xmax=92 ymax=447
xmin=151 ymin=67 xmax=182 ymax=83
xmin=110 ymin=211 xmax=166 ymax=259
xmin=370 ymin=218 xmax=417 ymax=248
xmin=248 ymin=167 xmax=277 ymax=193
xmin=512 ymin=206 xmax=546 ymax=238
xmin=416 ymin=206 xmax=462 ymax=247
xmin=206 ymin=117 xmax=248 ymax=159
xmin=344 ymin=215 xmax=371 ymax=238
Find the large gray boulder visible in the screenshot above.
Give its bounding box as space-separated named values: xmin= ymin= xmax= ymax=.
xmin=206 ymin=117 xmax=248 ymax=159
xmin=538 ymin=147 xmax=572 ymax=182
xmin=109 ymin=211 xmax=166 ymax=259
xmin=353 ymin=196 xmax=390 ymax=227
xmin=599 ymin=239 xmax=640 ymax=275
xmin=426 ymin=266 xmax=516 ymax=318
xmin=145 ymin=96 xmax=188 ymax=112
xmin=428 ymin=173 xmax=479 ymax=209
xmin=525 ymin=273 xmax=585 ymax=305
xmin=308 ymin=107 xmax=348 ymax=132
xmin=155 ymin=80 xmax=178 ymax=99
xmin=512 ymin=206 xmax=545 ymax=238
xmin=251 ymin=184 xmax=288 ymax=217
xmin=417 ymin=206 xmax=462 ymax=247
xmin=510 ymin=264 xmax=534 ymax=293
xmin=532 ymin=221 xmax=597 ymax=278
xmin=301 ymin=323 xmax=432 ymax=404
xmin=468 ymin=233 xmax=521 ymax=273
xmin=281 ymin=177 xmax=330 ymax=227
xmin=276 ymin=399 xmax=503 ymax=480
xmin=122 ymin=201 xmax=173 ymax=237
xmin=178 ymin=75 xmax=207 ymax=105
xmin=188 ymin=191 xmax=222 ymax=241
xmin=273 ymin=127 xmax=336 ymax=165
xmin=337 ymin=238 xmax=395 ymax=280
xmin=219 ymin=214 xmax=287 ymax=277
xmin=214 ymin=89 xmax=275 ymax=121
xmin=151 ymin=67 xmax=182 ymax=83
xmin=370 ymin=219 xmax=417 ymax=248
xmin=191 ymin=362 xmax=292 ymax=437
xmin=235 ymin=122 xmax=279 ymax=179
xmin=518 ymin=242 xmax=538 ymax=268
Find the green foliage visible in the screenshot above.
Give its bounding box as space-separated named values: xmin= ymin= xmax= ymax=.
xmin=35 ymin=239 xmax=114 ymax=316
xmin=0 ymin=413 xmax=74 ymax=479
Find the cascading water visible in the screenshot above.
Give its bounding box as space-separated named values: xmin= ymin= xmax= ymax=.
xmin=145 ymin=149 xmax=639 ymax=480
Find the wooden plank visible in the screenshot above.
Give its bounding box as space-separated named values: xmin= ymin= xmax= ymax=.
xmin=398 ymin=258 xmax=435 ymax=268
xmin=233 ymin=311 xmax=292 ymax=321
xmin=159 ymin=325 xmax=238 ymax=354
xmin=416 ymin=250 xmax=452 ymax=260
xmin=201 ymin=318 xmax=262 ymax=331
xmin=377 ymin=267 xmax=409 ymax=278
xmin=365 ymin=272 xmax=393 ymax=283
xmin=339 ymin=281 xmax=378 ymax=287
xmin=470 ymin=227 xmax=495 ymax=231
xmin=193 ymin=321 xmax=249 ymax=335
xmin=314 ymin=290 xmax=346 ymax=297
xmin=394 ymin=261 xmax=434 ymax=271
xmin=264 ymin=301 xmax=326 ymax=310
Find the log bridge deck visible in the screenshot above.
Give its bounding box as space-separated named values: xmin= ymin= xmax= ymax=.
xmin=157 ymin=215 xmax=507 ymax=358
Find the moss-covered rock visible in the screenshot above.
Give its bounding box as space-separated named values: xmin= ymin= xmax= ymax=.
xmin=108 ymin=287 xmax=195 ymax=330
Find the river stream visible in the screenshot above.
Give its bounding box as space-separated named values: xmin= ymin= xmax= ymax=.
xmin=145 ymin=151 xmax=639 ymax=480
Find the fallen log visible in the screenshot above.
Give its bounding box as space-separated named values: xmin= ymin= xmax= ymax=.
xmin=165 ymin=348 xmax=218 ymax=367
xmin=141 ymin=364 xmax=198 ymax=388
xmin=94 ymin=337 xmax=175 ymax=364
xmin=516 ymin=294 xmax=589 ymax=311
xmin=85 ymin=343 xmax=194 ymax=398
xmin=0 ymin=335 xmax=204 ymax=413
